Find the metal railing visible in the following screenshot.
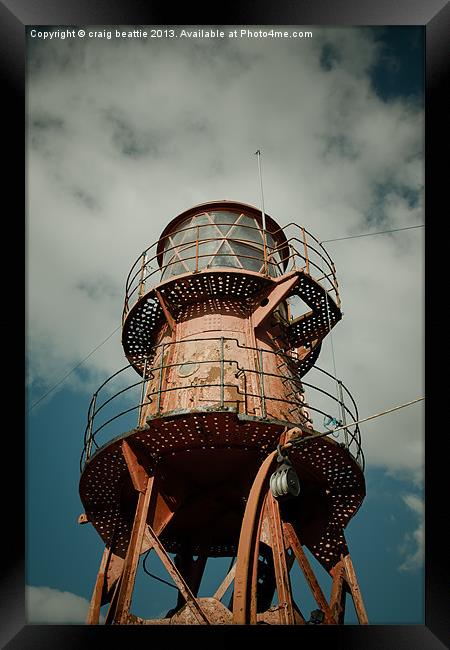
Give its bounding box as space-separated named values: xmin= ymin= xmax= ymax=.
xmin=122 ymin=222 xmax=340 ymax=323
xmin=80 ymin=338 xmax=364 ymax=473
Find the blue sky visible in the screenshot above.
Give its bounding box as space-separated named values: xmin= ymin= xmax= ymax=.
xmin=26 ymin=26 xmax=424 ymax=624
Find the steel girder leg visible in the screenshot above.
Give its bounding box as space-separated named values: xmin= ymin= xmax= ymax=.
xmin=329 ymin=552 xmax=368 ymax=624
xmin=342 ymin=554 xmax=369 ymax=624
xmin=105 ymin=476 xmax=154 ymax=624
xmin=330 ymin=558 xmax=347 ymax=624
xmin=86 ymin=546 xmax=111 ymax=624
xmin=266 ymin=493 xmax=296 ymax=624
xmin=283 ymin=522 xmax=335 ymax=625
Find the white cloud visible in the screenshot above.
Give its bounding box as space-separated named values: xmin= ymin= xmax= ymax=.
xmin=26 ymin=28 xmax=424 ymax=478
xmin=399 ymin=494 xmax=424 ymax=571
xmin=26 ymin=585 xmax=101 ymax=624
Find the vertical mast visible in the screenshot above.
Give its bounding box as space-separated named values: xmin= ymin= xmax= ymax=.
xmin=255 ymin=149 xmax=268 ymax=274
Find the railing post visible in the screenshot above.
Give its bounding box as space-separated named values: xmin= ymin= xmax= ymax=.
xmin=86 ymin=392 xmax=97 ymax=463
xmin=301 ymin=227 xmax=309 ymax=275
xmin=337 ymin=380 xmax=349 ymax=449
xmin=138 ymin=357 xmax=148 ymax=426
xmin=332 ymin=263 xmax=341 ymax=307
xmin=138 ymin=251 xmax=147 ymax=299
xmin=220 ymin=337 xmax=225 ymax=409
xmin=289 ymin=243 xmax=297 ymax=272
xmin=156 ymin=344 xmax=165 ymax=414
xmin=259 ymin=348 xmax=267 ymax=419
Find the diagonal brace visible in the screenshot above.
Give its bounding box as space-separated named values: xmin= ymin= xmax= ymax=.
xmin=251 ymin=272 xmax=301 ymax=330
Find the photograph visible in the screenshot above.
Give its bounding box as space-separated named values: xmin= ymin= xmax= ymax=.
xmin=3 ymin=2 xmax=445 ymax=647
xmin=26 ymin=22 xmax=425 ymax=627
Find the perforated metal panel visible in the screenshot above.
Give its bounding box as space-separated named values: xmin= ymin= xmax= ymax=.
xmin=80 ymin=410 xmax=364 ymax=563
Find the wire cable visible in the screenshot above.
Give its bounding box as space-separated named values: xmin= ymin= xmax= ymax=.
xmin=321 ymin=224 xmax=424 ymax=244
xmin=27 ymin=325 xmax=122 ymax=412
xmin=284 ymin=396 xmax=424 ymax=450
xmin=142 ymin=550 xmax=178 ymax=590
xmin=27 ymin=223 xmax=424 ymax=414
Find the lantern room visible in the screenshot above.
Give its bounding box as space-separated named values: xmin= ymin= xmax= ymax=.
xmin=156 ymin=201 xmax=290 ymax=280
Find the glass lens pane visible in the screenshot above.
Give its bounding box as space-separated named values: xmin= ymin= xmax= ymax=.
xmin=167 ymin=260 xmax=188 ymax=277
xmin=191 ymin=213 xmax=212 ymax=226
xmin=196 ymin=241 xmax=219 ymax=267
xmin=178 ymin=223 xmax=198 ymax=244
xmin=182 ymin=256 xmax=196 ymax=272
xmin=196 ymin=224 xmax=224 ymax=241
xmin=211 ymin=211 xmax=238 ymax=234
xmin=230 ymin=241 xmax=262 ymax=261
xmin=169 ymin=217 xmax=193 ymax=245
xmin=236 ymin=214 xmax=259 ymax=229
xmin=175 ymin=241 xmax=197 ymax=266
xmin=161 ymin=260 xmax=188 ymax=279
xmin=209 ymin=241 xmax=238 ymax=268
xmin=229 ymin=242 xmax=264 ymax=272
xmin=211 ymin=255 xmax=239 ymax=268
xmin=228 ymin=225 xmax=263 ymax=246
xmin=162 ymin=250 xmax=176 ymax=268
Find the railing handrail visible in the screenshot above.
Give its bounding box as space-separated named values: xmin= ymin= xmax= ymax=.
xmin=122 ymin=221 xmax=340 ymax=320
xmin=122 ymin=248 xmax=339 ymax=323
xmin=80 ymin=337 xmax=363 ymax=473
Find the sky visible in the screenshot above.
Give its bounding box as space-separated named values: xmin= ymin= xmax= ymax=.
xmin=26 ymin=25 xmax=424 ymax=625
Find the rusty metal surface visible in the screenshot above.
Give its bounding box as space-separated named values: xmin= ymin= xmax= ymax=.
xmin=99 ymin=481 xmax=175 ymax=608
xmin=266 ymin=493 xmax=296 ymax=624
xmin=257 ymin=605 xmax=305 ymax=625
xmin=144 ymin=524 xmax=211 ymax=625
xmin=82 ymin=420 xmax=365 ymax=624
xmin=251 ymin=272 xmax=302 ymax=329
xmin=80 ymin=411 xmax=364 ymax=564
xmin=121 ymin=269 xmax=339 ymax=381
xmin=126 ymin=599 xmax=231 ymax=625
xmin=121 ymin=440 xmax=148 ymax=493
xmin=170 ymin=598 xmax=231 ymax=625
xmin=81 ymin=200 xmax=368 ymax=626
xmin=173 ymin=552 xmax=208 ymax=613
xmin=122 ymin=270 xmax=270 ymax=375
xmin=330 ymin=558 xmax=347 ymax=624
xmin=342 ymin=554 xmax=369 ymax=624
xmin=86 ymin=546 xmax=110 ymax=624
xmin=283 ymin=522 xmax=335 ymax=624
xmin=232 ymin=451 xmax=277 ymax=624
xmin=82 ymin=341 xmax=364 ymax=472
xmin=107 ymin=475 xmax=153 ymax=624
xmin=103 ymin=553 xmax=125 ymax=606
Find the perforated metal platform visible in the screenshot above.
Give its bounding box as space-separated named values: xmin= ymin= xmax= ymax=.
xmin=79 ymin=409 xmax=364 ymax=569
xmin=285 ymin=273 xmax=341 ymax=347
xmin=122 ymin=268 xmax=341 ymax=378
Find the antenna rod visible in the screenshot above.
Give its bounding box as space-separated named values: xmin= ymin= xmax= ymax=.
xmin=255 ymin=149 xmax=268 ymax=274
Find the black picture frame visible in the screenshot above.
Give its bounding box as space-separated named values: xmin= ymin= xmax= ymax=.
xmin=8 ymin=0 xmax=448 ymax=647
